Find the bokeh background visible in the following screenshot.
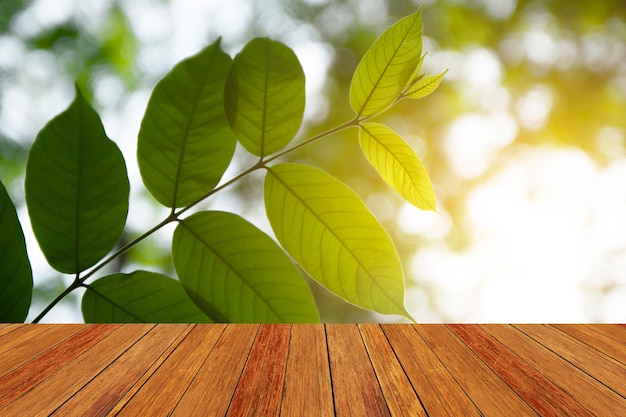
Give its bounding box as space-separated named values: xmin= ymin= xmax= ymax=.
xmin=1 ymin=0 xmax=625 ymax=322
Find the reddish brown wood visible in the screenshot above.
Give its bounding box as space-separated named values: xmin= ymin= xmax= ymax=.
xmin=0 ymin=324 xmax=84 ymax=378
xmin=359 ymin=324 xmax=427 ymax=417
xmin=586 ymin=324 xmax=626 ymax=346
xmin=551 ymin=324 xmax=626 ymax=367
xmin=383 ymin=324 xmax=480 ymax=416
xmin=171 ymin=324 xmax=259 ymax=417
xmin=0 ymin=324 xmax=118 ymax=409
xmin=0 ymin=324 xmax=624 ymax=415
xmin=418 ymin=324 xmax=537 ymax=416
xmin=113 ymin=324 xmax=226 ymax=416
xmin=326 ymin=324 xmax=390 ymax=417
xmin=0 ymin=324 xmax=152 ymax=417
xmin=449 ymin=324 xmax=592 ymax=416
xmin=482 ymin=324 xmax=626 ymax=416
xmin=226 ymin=324 xmax=291 ymax=417
xmin=516 ymin=324 xmax=626 ymax=398
xmin=50 ymin=324 xmax=190 ymax=417
xmin=0 ymin=324 xmax=47 ymax=349
xmin=280 ymin=324 xmax=334 ymax=417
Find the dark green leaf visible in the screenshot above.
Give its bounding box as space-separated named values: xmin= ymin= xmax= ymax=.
xmin=225 ymin=37 xmax=305 ymax=157
xmin=82 ymin=271 xmax=212 ymax=323
xmin=138 ymin=38 xmax=237 ymax=208
xmin=0 ymin=180 xmax=32 ymax=322
xmin=265 ymin=163 xmax=411 ymax=319
xmin=25 ymin=85 xmax=129 ymax=274
xmin=172 ymin=210 xmax=319 ymax=323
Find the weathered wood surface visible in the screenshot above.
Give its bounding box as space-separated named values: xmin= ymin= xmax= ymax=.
xmin=0 ymin=324 xmax=624 ymax=416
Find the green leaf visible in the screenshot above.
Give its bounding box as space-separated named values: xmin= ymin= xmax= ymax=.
xmin=224 ymin=37 xmax=305 ymax=157
xmin=25 ymin=85 xmax=129 ymax=274
xmin=359 ymin=123 xmax=436 ymax=211
xmin=137 ymin=38 xmax=237 ymax=208
xmin=0 ymin=180 xmax=32 ymax=322
xmin=404 ymin=70 xmax=447 ymax=99
xmin=82 ymin=271 xmax=212 ymax=323
xmin=172 ymin=211 xmax=319 ymax=323
xmin=264 ymin=163 xmax=410 ymax=319
xmin=350 ymin=7 xmax=423 ymax=118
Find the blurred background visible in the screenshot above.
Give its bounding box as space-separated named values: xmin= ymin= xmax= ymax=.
xmin=1 ymin=0 xmax=625 ymax=323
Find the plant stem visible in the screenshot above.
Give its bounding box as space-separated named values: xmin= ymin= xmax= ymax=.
xmin=32 ymin=279 xmax=82 ymax=323
xmin=32 ymin=117 xmax=358 ymax=323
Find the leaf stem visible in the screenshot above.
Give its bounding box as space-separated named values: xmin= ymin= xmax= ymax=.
xmin=32 ymin=116 xmax=359 ymax=323
xmin=263 ymin=117 xmax=360 ymax=165
xmin=31 ymin=279 xmax=82 ymax=323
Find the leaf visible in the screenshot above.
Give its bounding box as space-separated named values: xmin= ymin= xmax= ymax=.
xmin=0 ymin=180 xmax=32 ymax=322
xmin=25 ymin=85 xmax=129 ymax=274
xmin=82 ymin=271 xmax=212 ymax=323
xmin=404 ymin=70 xmax=447 ymax=99
xmin=359 ymin=123 xmax=436 ymax=211
xmin=137 ymin=38 xmax=237 ymax=208
xmin=264 ymin=163 xmax=410 ymax=318
xmin=350 ymin=7 xmax=424 ymax=118
xmin=172 ymin=210 xmax=319 ymax=323
xmin=224 ymin=37 xmax=305 ymax=157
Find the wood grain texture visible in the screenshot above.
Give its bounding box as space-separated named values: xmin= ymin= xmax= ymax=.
xmin=50 ymin=324 xmax=190 ymax=417
xmin=326 ymin=324 xmax=390 ymax=417
xmin=113 ymin=324 xmax=226 ymax=416
xmin=382 ymin=324 xmax=480 ymax=416
xmin=481 ymin=324 xmax=626 ymax=416
xmin=448 ymin=324 xmax=592 ymax=416
xmin=1 ymin=324 xmax=152 ymax=417
xmin=280 ymin=324 xmax=333 ymax=417
xmin=171 ymin=324 xmax=258 ymax=417
xmin=0 ymin=324 xmax=624 ymax=416
xmin=227 ymin=324 xmax=291 ymax=417
xmin=515 ymin=324 xmax=626 ymax=397
xmin=359 ymin=324 xmax=427 ymax=417
xmin=417 ymin=324 xmax=538 ymax=416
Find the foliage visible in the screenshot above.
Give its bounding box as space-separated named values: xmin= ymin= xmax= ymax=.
xmin=0 ymin=8 xmax=442 ymax=323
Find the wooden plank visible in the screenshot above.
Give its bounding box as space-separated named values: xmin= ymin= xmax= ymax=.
xmin=482 ymin=324 xmax=626 ymax=416
xmin=0 ymin=324 xmax=118 ymax=410
xmin=383 ymin=324 xmax=480 ymax=416
xmin=280 ymin=324 xmax=333 ymax=417
xmin=0 ymin=324 xmax=84 ymax=377
xmin=0 ymin=323 xmax=22 ymax=338
xmin=112 ymin=324 xmax=226 ymax=416
xmin=515 ymin=324 xmax=626 ymax=397
xmin=326 ymin=324 xmax=390 ymax=417
xmin=0 ymin=324 xmax=152 ymax=417
xmin=417 ymin=324 xmax=537 ymax=416
xmin=585 ymin=324 xmax=626 ymax=346
xmin=226 ymin=324 xmax=291 ymax=417
xmin=171 ymin=324 xmax=259 ymax=417
xmin=0 ymin=324 xmax=54 ymax=354
xmin=551 ymin=324 xmax=626 ymax=367
xmin=359 ymin=324 xmax=427 ymax=417
xmin=50 ymin=324 xmax=191 ymax=417
xmin=449 ymin=324 xmax=592 ymax=416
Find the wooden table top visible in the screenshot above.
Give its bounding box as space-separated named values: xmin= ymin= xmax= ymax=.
xmin=0 ymin=323 xmax=624 ymax=416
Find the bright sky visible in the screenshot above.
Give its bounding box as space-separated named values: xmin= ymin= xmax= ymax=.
xmin=1 ymin=0 xmax=624 ymax=323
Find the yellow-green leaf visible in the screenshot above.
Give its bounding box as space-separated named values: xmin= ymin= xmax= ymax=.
xmin=349 ymin=7 xmax=423 ymax=118
xmin=359 ymin=123 xmax=436 ymax=211
xmin=264 ymin=163 xmax=411 ymax=319
xmin=404 ymin=70 xmax=447 ymax=99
